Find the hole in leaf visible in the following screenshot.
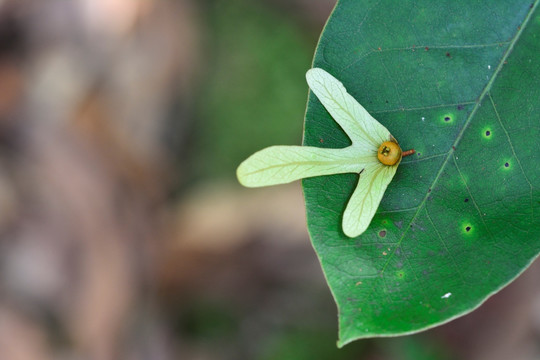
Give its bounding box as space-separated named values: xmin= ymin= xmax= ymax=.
xmin=441 ymin=114 xmax=454 ymax=124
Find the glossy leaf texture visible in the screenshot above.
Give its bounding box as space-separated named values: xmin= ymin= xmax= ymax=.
xmin=302 ymin=0 xmax=540 ymax=346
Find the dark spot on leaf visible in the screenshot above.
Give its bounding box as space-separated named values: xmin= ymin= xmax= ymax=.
xmin=417 ymin=152 xmax=421 ymax=156
xmin=466 ymin=226 xmax=471 ymax=232
xmin=385 ymin=100 xmax=389 ymax=103
xmin=452 ymin=146 xmax=456 ymax=150
xmin=379 ymin=230 xmax=387 ymax=238
xmin=428 ymin=188 xmax=431 ymax=193
xmin=530 ymin=3 xmax=534 ymax=8
xmin=446 ymin=52 xmax=451 ymax=58
xmin=319 ymin=138 xmax=324 ymax=143
xmin=504 ymin=162 xmax=509 ymax=167
xmin=485 ymin=130 xmax=491 ymax=136
xmin=457 ymin=104 xmax=464 ymax=110
xmin=464 ymin=198 xmax=469 ymax=202
xmin=444 ymin=116 xmax=451 ymax=122
xmin=425 ymin=46 xmax=429 ymax=51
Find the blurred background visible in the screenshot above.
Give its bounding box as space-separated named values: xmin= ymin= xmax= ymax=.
xmin=0 ymin=0 xmax=540 ymax=359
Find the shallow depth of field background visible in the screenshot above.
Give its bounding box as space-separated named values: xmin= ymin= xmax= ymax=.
xmin=0 ymin=0 xmax=540 ymax=359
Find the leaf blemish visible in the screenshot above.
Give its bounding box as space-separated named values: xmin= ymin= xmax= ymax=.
xmin=464 ymin=198 xmax=469 ymax=202
xmin=378 ymin=230 xmax=387 ymax=238
xmin=441 ymin=113 xmax=454 ymax=124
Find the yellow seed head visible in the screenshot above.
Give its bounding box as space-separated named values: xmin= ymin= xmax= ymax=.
xmin=377 ymin=141 xmax=402 ymax=166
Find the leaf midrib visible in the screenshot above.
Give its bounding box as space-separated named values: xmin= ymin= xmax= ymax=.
xmin=381 ymin=0 xmax=539 ymax=273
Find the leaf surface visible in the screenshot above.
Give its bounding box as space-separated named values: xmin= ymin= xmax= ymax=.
xmin=302 ymin=0 xmax=540 ymax=346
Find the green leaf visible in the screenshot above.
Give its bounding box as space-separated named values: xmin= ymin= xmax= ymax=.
xmin=303 ymin=0 xmax=540 ymax=346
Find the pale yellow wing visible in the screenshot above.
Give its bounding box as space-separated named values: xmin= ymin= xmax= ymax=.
xmin=342 ymin=162 xmax=398 ymax=237
xmin=237 ymin=145 xmax=377 ymax=187
xmin=306 ymin=68 xmax=391 ymax=151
